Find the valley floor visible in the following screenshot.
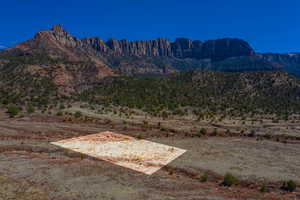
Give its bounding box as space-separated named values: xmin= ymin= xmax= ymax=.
xmin=0 ymin=110 xmax=299 ymax=200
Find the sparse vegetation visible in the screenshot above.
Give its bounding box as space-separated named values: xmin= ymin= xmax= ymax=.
xmin=260 ymin=185 xmax=269 ymax=193
xmin=281 ymin=180 xmax=297 ymax=192
xmin=197 ymin=128 xmax=207 ymax=137
xmin=27 ymin=105 xmax=35 ymax=114
xmin=74 ymin=111 xmax=82 ymax=119
xmin=222 ymin=173 xmax=239 ymax=187
xmin=198 ymin=172 xmax=208 ymax=182
xmin=56 ymin=111 xmax=63 ymax=116
xmin=6 ymin=105 xmax=21 ymax=118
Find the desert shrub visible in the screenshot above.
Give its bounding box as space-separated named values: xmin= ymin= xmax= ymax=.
xmin=196 ymin=128 xmax=205 ymax=137
xmin=26 ymin=105 xmax=35 ymax=114
xmin=225 ymin=129 xmax=231 ymax=135
xmin=260 ymin=185 xmax=269 ymax=193
xmin=80 ymin=154 xmax=85 ymax=160
xmin=198 ymin=172 xmax=208 ymax=182
xmin=281 ymin=180 xmax=297 ymax=192
xmin=56 ymin=111 xmax=63 ymax=116
xmin=160 ymin=127 xmax=167 ymax=132
xmin=161 ymin=111 xmax=168 ymax=120
xmin=157 ymin=122 xmax=161 ymax=128
xmin=143 ymin=120 xmax=149 ymax=126
xmin=248 ymin=130 xmax=256 ymax=137
xmin=59 ymin=104 xmax=65 ymax=109
xmin=217 ymin=131 xmax=226 ymax=137
xmin=222 ymin=173 xmax=239 ymax=187
xmin=7 ymin=105 xmax=21 ymax=118
xmin=199 ymin=128 xmax=207 ymax=136
xmin=264 ymin=134 xmax=272 ymax=139
xmin=211 ymin=128 xmax=218 ymax=136
xmin=74 ymin=111 xmax=82 ymax=118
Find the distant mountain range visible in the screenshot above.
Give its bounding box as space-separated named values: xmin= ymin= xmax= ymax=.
xmin=1 ymin=25 xmax=300 ymax=90
xmin=2 ymin=25 xmax=300 ymax=115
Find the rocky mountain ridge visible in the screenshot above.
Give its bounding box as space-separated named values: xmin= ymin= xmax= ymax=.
xmin=6 ymin=25 xmax=256 ymax=63
xmin=82 ymin=34 xmax=255 ymax=61
xmin=1 ymin=24 xmax=300 ymax=91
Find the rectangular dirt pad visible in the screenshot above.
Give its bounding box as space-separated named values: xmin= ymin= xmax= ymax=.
xmin=51 ymin=131 xmax=186 ymax=175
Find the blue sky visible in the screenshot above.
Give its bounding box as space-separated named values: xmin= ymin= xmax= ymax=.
xmin=1 ymin=0 xmax=299 ymax=53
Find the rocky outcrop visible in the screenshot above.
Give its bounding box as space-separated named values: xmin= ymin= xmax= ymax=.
xmin=200 ymin=38 xmax=255 ymax=61
xmin=84 ymin=36 xmax=254 ymax=62
xmin=82 ymin=37 xmax=109 ymax=53
xmin=105 ymin=38 xmax=173 ymax=56
xmin=171 ymin=38 xmax=203 ymax=58
xmin=34 ymin=25 xmax=84 ymax=48
xmin=3 ymin=25 xmax=115 ymax=90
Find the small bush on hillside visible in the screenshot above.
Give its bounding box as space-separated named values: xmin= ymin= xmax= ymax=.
xmin=74 ymin=111 xmax=82 ymax=119
xmin=225 ymin=129 xmax=231 ymax=135
xmin=7 ymin=105 xmax=21 ymax=118
xmin=211 ymin=128 xmax=218 ymax=136
xmin=198 ymin=172 xmax=208 ymax=182
xmin=56 ymin=111 xmax=63 ymax=116
xmin=59 ymin=104 xmax=65 ymax=109
xmin=248 ymin=130 xmax=256 ymax=137
xmin=281 ymin=180 xmax=297 ymax=192
xmin=157 ymin=122 xmax=161 ymax=128
xmin=26 ymin=105 xmax=35 ymax=114
xmin=260 ymin=185 xmax=269 ymax=193
xmin=200 ymin=128 xmax=207 ymax=135
xmin=222 ymin=173 xmax=239 ymax=187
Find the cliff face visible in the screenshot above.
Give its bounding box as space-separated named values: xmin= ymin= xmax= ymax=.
xmin=81 ymin=37 xmax=254 ymax=61
xmin=171 ymin=38 xmax=203 ymax=59
xmin=200 ymin=38 xmax=255 ymax=61
xmin=104 ymin=38 xmax=173 ymax=56
xmin=82 ymin=37 xmax=109 ymax=53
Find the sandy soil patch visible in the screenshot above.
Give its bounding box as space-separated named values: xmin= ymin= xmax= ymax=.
xmin=51 ymin=131 xmax=186 ymax=175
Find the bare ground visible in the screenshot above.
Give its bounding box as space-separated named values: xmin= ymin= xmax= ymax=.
xmin=0 ymin=110 xmax=299 ymax=200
